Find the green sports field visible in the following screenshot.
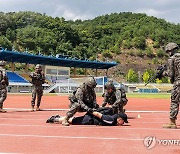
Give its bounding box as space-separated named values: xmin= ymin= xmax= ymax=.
xmin=127 ymin=93 xmax=171 ymax=99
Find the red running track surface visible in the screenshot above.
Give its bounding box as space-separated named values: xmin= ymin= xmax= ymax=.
xmin=0 ymin=95 xmax=179 ymax=154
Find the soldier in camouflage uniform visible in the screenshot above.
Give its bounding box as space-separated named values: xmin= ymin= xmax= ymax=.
xmin=62 ymin=77 xmax=99 ymax=126
xmin=0 ymin=61 xmax=9 ymax=113
xmin=163 ymin=43 xmax=180 ymax=129
xmin=29 ymin=64 xmax=45 ymax=111
xmin=101 ymin=81 xmax=128 ymax=114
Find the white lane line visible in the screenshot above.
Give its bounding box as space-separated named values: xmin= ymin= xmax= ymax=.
xmin=126 ymin=111 xmax=169 ymax=113
xmin=3 ymin=108 xmax=68 ymax=111
xmin=0 ymin=117 xmax=43 ymax=120
xmin=0 ymin=123 xmax=179 ymax=131
xmin=4 ymin=108 xmax=169 ymax=113
xmin=0 ymin=133 xmax=143 ymax=141
xmin=0 ymin=117 xmax=169 ymax=123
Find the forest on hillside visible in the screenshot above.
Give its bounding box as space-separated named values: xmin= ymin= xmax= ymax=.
xmin=0 ymin=11 xmax=180 ymax=82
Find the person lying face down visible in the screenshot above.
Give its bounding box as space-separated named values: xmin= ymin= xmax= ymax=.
xmin=46 ymin=111 xmax=128 ymax=126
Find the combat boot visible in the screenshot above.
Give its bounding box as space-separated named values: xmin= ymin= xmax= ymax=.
xmin=62 ymin=116 xmax=70 ymax=126
xmin=163 ymin=119 xmax=177 ymax=129
xmin=36 ymin=106 xmax=41 ymax=111
xmin=31 ymin=106 xmax=35 ymax=112
xmin=0 ymin=109 xmax=7 ymax=113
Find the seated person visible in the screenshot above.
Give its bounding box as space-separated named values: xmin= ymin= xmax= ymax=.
xmin=46 ymin=111 xmax=128 ymax=126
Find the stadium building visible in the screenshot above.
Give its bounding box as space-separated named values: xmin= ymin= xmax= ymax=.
xmin=0 ymin=47 xmax=119 ymax=93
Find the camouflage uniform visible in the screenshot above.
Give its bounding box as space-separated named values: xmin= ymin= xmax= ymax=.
xmin=62 ymin=77 xmax=98 ymax=126
xmin=0 ymin=61 xmax=9 ymax=112
xmin=29 ymin=64 xmax=45 ymax=111
xmin=102 ymin=81 xmax=128 ymax=114
xmin=163 ymin=43 xmax=179 ymax=129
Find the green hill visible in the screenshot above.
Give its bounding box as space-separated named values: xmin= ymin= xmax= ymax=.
xmin=0 ymin=11 xmax=179 ymax=81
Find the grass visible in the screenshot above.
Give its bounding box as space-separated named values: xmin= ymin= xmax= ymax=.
xmin=8 ymin=92 xmax=171 ymax=99
xmin=126 ymin=93 xmax=171 ymax=99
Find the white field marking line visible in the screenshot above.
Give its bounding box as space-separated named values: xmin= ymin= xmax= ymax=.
xmin=130 ymin=122 xmax=168 ymax=124
xmin=0 ymin=153 xmax=20 ymax=154
xmin=0 ymin=117 xmax=169 ymax=123
xmin=135 ymin=118 xmax=172 ymax=119
xmin=0 ymin=117 xmax=43 ymax=120
xmin=0 ymin=114 xmax=52 ymax=117
xmin=4 ymin=108 xmax=169 ymax=113
xmin=0 ymin=133 xmax=144 ymax=141
xmin=126 ymin=111 xmax=169 ymax=113
xmin=0 ymin=123 xmax=179 ymax=131
xmin=4 ymin=108 xmax=68 ymax=111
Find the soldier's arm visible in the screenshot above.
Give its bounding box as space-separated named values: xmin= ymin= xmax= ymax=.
xmin=29 ymin=72 xmax=34 ymax=78
xmin=1 ymin=75 xmax=9 ymax=86
xmin=92 ymin=89 xmax=99 ymax=108
xmin=101 ymin=93 xmax=108 ymax=107
xmin=4 ymin=76 xmax=9 ymax=86
xmin=167 ymin=57 xmax=175 ymax=83
xmin=75 ymin=88 xmax=90 ymax=111
xmin=112 ymin=90 xmax=122 ymax=108
xmin=41 ymin=72 xmax=46 ymax=83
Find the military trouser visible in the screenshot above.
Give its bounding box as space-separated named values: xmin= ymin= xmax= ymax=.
xmin=66 ymin=102 xmax=87 ymax=118
xmin=31 ymin=86 xmax=43 ymax=107
xmin=0 ymin=89 xmax=7 ymax=109
xmin=115 ymin=100 xmax=128 ymax=114
xmin=170 ymin=85 xmax=180 ymax=120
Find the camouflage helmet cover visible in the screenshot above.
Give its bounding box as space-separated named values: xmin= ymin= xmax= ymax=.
xmin=0 ymin=60 xmax=6 ymax=66
xmin=165 ymin=43 xmax=179 ymax=53
xmin=84 ymin=77 xmax=97 ymax=88
xmin=35 ymin=64 xmax=42 ymax=71
xmin=104 ymin=81 xmax=115 ymax=90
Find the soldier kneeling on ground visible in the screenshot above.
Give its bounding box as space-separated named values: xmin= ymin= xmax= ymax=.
xmin=61 ymin=77 xmax=99 ymax=126
xmin=46 ymin=111 xmax=128 ymax=126
xmin=101 ymin=80 xmax=128 ymax=114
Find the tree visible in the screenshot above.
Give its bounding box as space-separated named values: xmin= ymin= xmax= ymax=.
xmin=126 ymin=69 xmax=139 ymax=83
xmin=132 ymin=36 xmax=146 ymax=49
xmin=0 ymin=36 xmax=12 ymax=50
xmin=142 ymin=70 xmax=150 ymax=83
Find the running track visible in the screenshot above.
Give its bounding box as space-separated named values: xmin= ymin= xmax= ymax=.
xmin=0 ymin=94 xmax=179 ymax=154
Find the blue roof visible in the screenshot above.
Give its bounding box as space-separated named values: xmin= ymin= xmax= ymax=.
xmin=0 ymin=49 xmax=117 ymax=69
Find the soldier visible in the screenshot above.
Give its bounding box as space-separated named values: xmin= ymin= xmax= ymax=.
xmin=101 ymin=81 xmax=128 ymax=114
xmin=0 ymin=61 xmax=9 ymax=113
xmin=163 ymin=43 xmax=179 ymax=129
xmin=29 ymin=64 xmax=45 ymax=111
xmin=61 ymin=77 xmax=99 ymax=126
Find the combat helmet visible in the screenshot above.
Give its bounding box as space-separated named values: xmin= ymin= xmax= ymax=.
xmin=35 ymin=64 xmax=42 ymax=71
xmin=0 ymin=60 xmax=6 ymax=66
xmin=104 ymin=81 xmax=115 ymax=90
xmin=165 ymin=43 xmax=179 ymax=53
xmin=84 ymin=77 xmax=97 ymax=88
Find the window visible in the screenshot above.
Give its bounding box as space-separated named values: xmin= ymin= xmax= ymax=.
xmin=58 ymin=70 xmax=69 ymax=75
xmin=46 ymin=69 xmax=57 ymax=75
